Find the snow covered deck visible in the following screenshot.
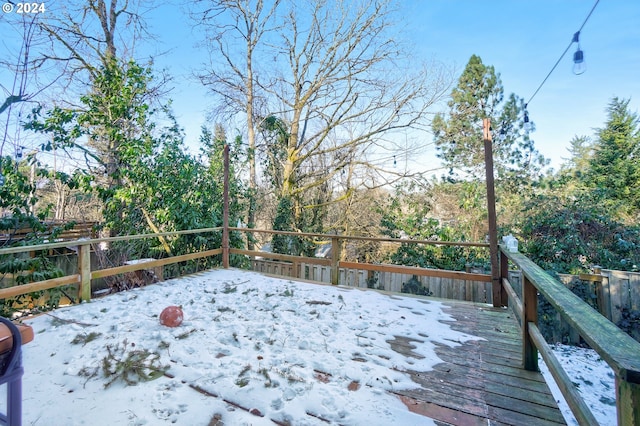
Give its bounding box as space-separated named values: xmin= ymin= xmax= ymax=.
xmin=393 ymin=300 xmax=566 ymax=425
xmin=19 ymin=269 xmax=565 ymax=425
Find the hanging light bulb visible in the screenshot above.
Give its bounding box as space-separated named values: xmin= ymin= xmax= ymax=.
xmin=523 ymin=105 xmax=532 ymax=132
xmin=573 ymin=49 xmax=586 ymax=75
xmin=572 ymin=31 xmax=586 ymax=75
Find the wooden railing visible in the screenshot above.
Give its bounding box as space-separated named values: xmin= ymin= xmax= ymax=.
xmin=227 ymin=227 xmax=491 ymax=295
xmin=500 ymin=245 xmax=640 ymax=426
xmin=1 ymin=227 xmax=491 ymax=303
xmin=0 ymin=227 xmax=223 ymax=302
xmin=0 ymin=221 xmax=98 ymax=246
xmin=3 ymin=227 xmax=639 ymax=424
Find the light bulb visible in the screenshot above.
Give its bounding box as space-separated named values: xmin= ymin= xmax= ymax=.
xmin=573 ymin=49 xmax=586 ymax=75
xmin=523 ymin=110 xmax=532 ymax=132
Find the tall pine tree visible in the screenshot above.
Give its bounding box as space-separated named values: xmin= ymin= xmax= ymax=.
xmin=586 ymin=97 xmax=640 ymax=215
xmin=432 ymin=55 xmax=546 ymax=186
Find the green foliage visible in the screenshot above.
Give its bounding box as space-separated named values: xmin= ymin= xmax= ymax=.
xmin=433 ymin=55 xmax=547 ymax=186
xmin=27 ymin=58 xmax=249 ymax=278
xmin=0 ymin=156 xmax=37 ymax=216
xmin=401 ymin=275 xmax=432 ymax=296
xmin=519 ymin=192 xmax=640 ymax=273
xmin=259 ymin=115 xmax=289 ymax=192
xmin=617 ymin=306 xmax=640 ymax=341
xmin=101 ymin=339 xmax=168 ymax=388
xmin=563 ymin=135 xmax=594 ymax=174
xmin=585 ymin=97 xmax=640 ymax=215
xmin=537 ymin=275 xmax=603 ymax=344
xmin=0 ymin=156 xmax=75 ymax=317
xmin=379 ymin=184 xmax=489 ymax=271
xmin=272 ymin=196 xmax=294 ymax=255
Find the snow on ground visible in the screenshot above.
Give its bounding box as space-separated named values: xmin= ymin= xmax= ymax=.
xmin=7 ymin=268 xmax=619 ymax=425
xmin=539 ymin=343 xmax=617 ymax=426
xmin=18 ymin=269 xmax=486 ymax=426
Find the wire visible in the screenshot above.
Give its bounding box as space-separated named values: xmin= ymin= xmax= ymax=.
xmin=526 ymin=0 xmax=600 ymax=106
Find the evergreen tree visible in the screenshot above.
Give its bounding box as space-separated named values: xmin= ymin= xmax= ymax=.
xmin=564 ymin=135 xmax=594 ymax=172
xmin=586 ymin=97 xmax=640 ymax=215
xmin=433 ymin=55 xmax=547 ymax=186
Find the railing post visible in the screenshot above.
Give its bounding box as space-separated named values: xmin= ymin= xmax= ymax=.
xmin=78 ymin=242 xmax=91 ymax=302
xmin=483 ymin=118 xmax=503 ymax=308
xmin=617 ymin=376 xmax=640 ymax=426
xmin=499 ymin=248 xmax=509 ymax=306
xmin=522 ymin=274 xmax=538 ymax=371
xmin=292 ymin=261 xmax=299 ymax=279
xmin=331 ymin=237 xmax=341 ymax=285
xmin=222 ymin=144 xmax=230 ymax=268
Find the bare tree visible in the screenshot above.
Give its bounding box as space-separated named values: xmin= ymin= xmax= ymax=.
xmin=195 ymin=0 xmax=450 ymax=234
xmin=1 ymin=12 xmax=60 ymax=157
xmin=37 ymin=1 xmax=157 ymax=83
xmin=194 ymin=0 xmax=282 ymax=248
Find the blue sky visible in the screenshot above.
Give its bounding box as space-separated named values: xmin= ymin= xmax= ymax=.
xmin=144 ymin=0 xmax=639 ymax=172
xmin=402 ymin=0 xmax=640 ymax=170
xmin=2 ymin=1 xmax=638 ymax=172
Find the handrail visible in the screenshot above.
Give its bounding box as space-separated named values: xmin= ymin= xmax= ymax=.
xmin=1 ymin=227 xmax=490 ymax=302
xmin=529 ymin=322 xmax=599 ymax=426
xmin=500 ymin=245 xmax=640 ymax=425
xmin=229 ymin=227 xmax=490 ymax=248
xmin=0 ymin=227 xmax=223 ymax=256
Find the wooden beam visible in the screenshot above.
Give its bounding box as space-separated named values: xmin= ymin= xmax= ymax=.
xmin=229 ymin=249 xmax=331 ymax=266
xmin=222 ymin=144 xmax=230 ymax=269
xmin=0 ymin=275 xmax=80 ymax=299
xmin=617 ymin=376 xmax=640 ymax=426
xmin=331 ymin=237 xmax=341 ymax=285
xmin=228 ymin=228 xmax=489 ymax=248
xmin=339 ymin=261 xmax=491 ymax=282
xmin=483 ymin=118 xmax=502 ymax=307
xmin=78 ymin=243 xmax=91 ymax=302
xmin=522 ymin=275 xmax=538 ymax=371
xmin=529 ymin=323 xmax=599 ymax=426
xmin=91 ymin=249 xmax=222 ymax=279
xmin=501 ymin=247 xmax=640 ymax=383
xmin=0 ymin=227 xmax=224 ymax=256
xmin=499 ymin=249 xmax=510 ymax=306
xmin=502 ymin=277 xmax=522 ymax=324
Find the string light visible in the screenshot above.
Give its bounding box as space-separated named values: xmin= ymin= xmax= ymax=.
xmin=572 ymin=32 xmax=586 ymax=75
xmin=523 ymin=106 xmax=532 ymax=132
xmin=521 ymin=0 xmax=598 ymax=133
xmin=526 ymin=0 xmax=599 ymax=107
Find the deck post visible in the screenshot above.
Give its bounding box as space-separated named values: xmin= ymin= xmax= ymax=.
xmin=499 ymin=248 xmax=509 ymax=306
xmin=482 ymin=118 xmax=503 ymax=307
xmin=78 ymin=242 xmax=91 ymax=302
xmin=331 ymin=237 xmax=341 ymax=285
xmin=522 ymin=274 xmax=538 ymax=371
xmin=222 ymin=144 xmax=230 ymax=269
xmin=617 ymin=376 xmax=640 ymax=426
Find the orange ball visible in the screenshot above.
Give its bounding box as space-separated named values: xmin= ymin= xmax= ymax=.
xmin=159 ymin=306 xmax=183 ymax=327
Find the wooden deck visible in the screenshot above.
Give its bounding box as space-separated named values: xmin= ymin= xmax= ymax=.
xmin=389 ymin=299 xmax=567 ymax=426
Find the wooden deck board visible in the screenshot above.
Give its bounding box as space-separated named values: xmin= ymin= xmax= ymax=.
xmin=391 ymin=299 xmax=566 ymax=425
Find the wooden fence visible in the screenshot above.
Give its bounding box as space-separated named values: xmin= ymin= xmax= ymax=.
xmin=252 ymin=259 xmax=493 ymax=303
xmin=587 ymin=269 xmax=640 ymax=324
xmin=506 ymin=269 xmax=640 ymax=342
xmin=0 ymin=221 xmax=98 ymax=246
